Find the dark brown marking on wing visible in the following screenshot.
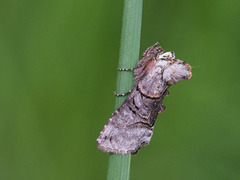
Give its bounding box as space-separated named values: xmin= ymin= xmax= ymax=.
xmin=132 ymin=95 xmax=140 ymax=110
xmin=136 ymin=85 xmax=163 ymax=99
xmin=128 ymin=105 xmax=137 ymax=115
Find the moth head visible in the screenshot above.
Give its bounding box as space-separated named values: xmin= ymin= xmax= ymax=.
xmin=162 ymin=57 xmax=192 ymax=85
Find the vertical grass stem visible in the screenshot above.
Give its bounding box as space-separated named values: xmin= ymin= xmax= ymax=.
xmin=107 ymin=0 xmax=143 ymax=179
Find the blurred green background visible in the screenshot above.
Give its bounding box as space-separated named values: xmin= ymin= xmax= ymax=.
xmin=1 ymin=0 xmax=240 ymax=179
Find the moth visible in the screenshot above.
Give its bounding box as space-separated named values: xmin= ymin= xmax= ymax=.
xmin=97 ymin=42 xmax=192 ymax=155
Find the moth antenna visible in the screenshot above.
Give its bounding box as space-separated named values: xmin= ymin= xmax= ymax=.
xmin=191 ymin=65 xmax=201 ymax=69
xmin=114 ymin=89 xmax=132 ymax=96
xmin=118 ymin=67 xmax=135 ymax=71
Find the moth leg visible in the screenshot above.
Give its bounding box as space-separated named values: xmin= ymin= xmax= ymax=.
xmin=114 ymin=89 xmax=132 ymax=96
xmin=142 ymin=42 xmax=160 ymax=57
xmin=118 ymin=68 xmax=135 ymax=71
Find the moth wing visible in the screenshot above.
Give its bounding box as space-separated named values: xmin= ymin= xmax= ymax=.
xmin=97 ymin=91 xmax=153 ymax=155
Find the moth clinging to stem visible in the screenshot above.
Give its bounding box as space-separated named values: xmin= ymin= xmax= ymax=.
xmin=97 ymin=42 xmax=192 ymax=155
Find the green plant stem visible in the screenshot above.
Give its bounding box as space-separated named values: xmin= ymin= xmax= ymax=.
xmin=107 ymin=0 xmax=143 ymax=179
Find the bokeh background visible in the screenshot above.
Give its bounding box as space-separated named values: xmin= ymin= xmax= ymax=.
xmin=1 ymin=0 xmax=240 ymax=179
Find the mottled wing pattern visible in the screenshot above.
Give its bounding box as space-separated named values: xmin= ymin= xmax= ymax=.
xmin=97 ymin=87 xmax=167 ymax=154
